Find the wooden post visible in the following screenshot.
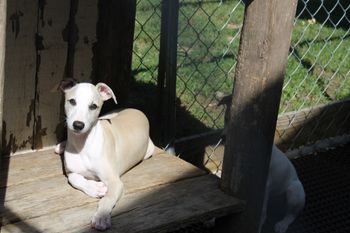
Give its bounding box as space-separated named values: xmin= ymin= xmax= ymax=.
xmin=93 ymin=0 xmax=137 ymax=110
xmin=157 ymin=0 xmax=179 ymax=148
xmin=217 ymin=0 xmax=298 ymax=232
xmin=0 ymin=0 xmax=7 ymax=154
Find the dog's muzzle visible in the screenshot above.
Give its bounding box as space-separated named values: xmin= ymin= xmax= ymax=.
xmin=73 ymin=121 xmax=85 ymax=131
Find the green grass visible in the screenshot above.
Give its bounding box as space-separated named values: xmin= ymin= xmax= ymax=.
xmin=132 ymin=0 xmax=350 ymax=136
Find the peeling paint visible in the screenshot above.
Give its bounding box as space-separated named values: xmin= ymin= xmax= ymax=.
xmin=1 ymin=121 xmax=34 ymax=155
xmin=35 ymin=33 xmax=44 ymax=51
xmin=26 ymin=99 xmax=35 ymax=127
xmin=9 ymin=10 xmax=24 ymax=38
xmin=83 ymin=36 xmax=89 ymax=44
xmin=38 ymin=0 xmax=47 ymax=27
xmin=63 ymin=0 xmax=79 ymax=78
xmin=33 ymin=115 xmax=47 ymax=149
xmin=2 ymin=121 xmax=18 ymax=155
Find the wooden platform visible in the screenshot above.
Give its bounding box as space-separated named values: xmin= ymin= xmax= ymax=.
xmin=0 ymin=150 xmax=244 ymax=233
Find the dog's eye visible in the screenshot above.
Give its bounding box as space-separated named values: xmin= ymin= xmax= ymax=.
xmin=68 ymin=99 xmax=76 ymax=106
xmin=89 ymin=104 xmax=98 ymax=110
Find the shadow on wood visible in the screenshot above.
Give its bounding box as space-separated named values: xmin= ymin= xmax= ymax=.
xmin=0 ymin=149 xmax=244 ymax=232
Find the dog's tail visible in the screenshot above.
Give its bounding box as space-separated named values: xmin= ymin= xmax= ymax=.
xmin=144 ymin=139 xmax=169 ymax=160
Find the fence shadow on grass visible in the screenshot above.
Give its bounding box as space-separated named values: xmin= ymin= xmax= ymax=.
xmin=126 ymin=76 xmax=215 ymax=172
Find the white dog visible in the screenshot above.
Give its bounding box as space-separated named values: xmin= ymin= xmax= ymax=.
xmin=219 ymin=95 xmax=305 ymax=233
xmin=57 ymin=79 xmax=155 ymax=230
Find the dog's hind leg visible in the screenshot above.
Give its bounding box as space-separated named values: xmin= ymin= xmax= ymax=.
xmin=144 ymin=139 xmax=155 ymax=159
xmin=274 ymin=180 xmax=305 ymax=233
xmin=258 ymin=186 xmax=269 ymax=233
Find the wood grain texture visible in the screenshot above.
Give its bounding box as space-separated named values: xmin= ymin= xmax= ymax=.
xmin=2 ymin=0 xmax=38 ymax=154
xmin=0 ymin=0 xmax=6 ymax=153
xmin=275 ymin=99 xmax=350 ymax=150
xmin=0 ymin=150 xmax=243 ymax=233
xmin=0 ymin=150 xmax=63 ymax=188
xmin=35 ymin=0 xmax=70 ymax=149
xmin=73 ymin=0 xmax=97 ymax=82
xmin=0 ymin=149 xmax=205 ymax=189
xmin=1 ymin=176 xmax=243 ymax=233
xmin=219 ymin=0 xmax=298 ymax=232
xmin=92 ymin=0 xmax=137 ymax=108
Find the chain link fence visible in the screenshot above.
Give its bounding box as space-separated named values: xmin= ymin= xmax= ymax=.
xmin=132 ymin=0 xmax=350 ymax=174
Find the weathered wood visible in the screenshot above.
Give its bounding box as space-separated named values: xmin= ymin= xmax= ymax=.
xmin=0 ymin=150 xmax=243 ymax=232
xmin=73 ymin=0 xmax=97 ymax=82
xmin=157 ymin=0 xmax=180 ymax=147
xmin=218 ymin=0 xmax=298 ymax=232
xmin=35 ymin=0 xmax=70 ymax=149
xmin=0 ymin=149 xmax=205 ymax=189
xmin=1 ymin=175 xmax=243 ymax=233
xmin=2 ymin=0 xmax=37 ymax=154
xmin=0 ymin=150 xmax=206 ymax=225
xmin=275 ymin=99 xmax=350 ymax=150
xmin=0 ymin=150 xmax=64 ymax=188
xmin=177 ymin=99 xmax=350 ymax=174
xmin=92 ymin=0 xmax=137 ymax=109
xmin=0 ymin=0 xmax=6 ymax=155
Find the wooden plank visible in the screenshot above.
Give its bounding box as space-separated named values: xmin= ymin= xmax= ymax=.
xmin=0 ymin=150 xmax=63 ymax=188
xmin=157 ymin=0 xmax=179 ymax=147
xmin=1 ymin=175 xmax=244 ymax=233
xmin=73 ymin=0 xmax=97 ymax=82
xmin=2 ymin=0 xmax=37 ymax=154
xmin=0 ymin=149 xmax=205 ymax=188
xmin=0 ymin=150 xmax=206 ymax=225
xmin=92 ymin=0 xmax=137 ymax=109
xmin=0 ymin=175 xmax=89 ymax=226
xmin=34 ymin=0 xmax=70 ymax=149
xmin=122 ymin=152 xmax=206 ymax=194
xmin=275 ymin=99 xmax=350 ymax=150
xmin=218 ymin=0 xmax=298 ymax=232
xmin=0 ymin=0 xmax=6 ymax=153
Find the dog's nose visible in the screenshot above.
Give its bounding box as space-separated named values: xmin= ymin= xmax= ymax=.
xmin=73 ymin=121 xmax=85 ymax=131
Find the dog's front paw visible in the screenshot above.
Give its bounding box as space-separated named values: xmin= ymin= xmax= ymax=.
xmin=91 ymin=213 xmax=111 ymax=231
xmin=54 ymin=141 xmax=66 ymax=155
xmin=274 ymin=221 xmax=289 ymax=233
xmin=85 ymin=181 xmax=108 ymax=198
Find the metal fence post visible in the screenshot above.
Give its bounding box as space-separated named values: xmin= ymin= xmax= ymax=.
xmin=157 ymin=0 xmax=179 ymax=150
xmin=216 ymin=0 xmax=298 ymax=232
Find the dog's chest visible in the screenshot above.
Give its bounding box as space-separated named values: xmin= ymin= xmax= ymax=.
xmin=64 ymin=152 xmax=98 ymax=180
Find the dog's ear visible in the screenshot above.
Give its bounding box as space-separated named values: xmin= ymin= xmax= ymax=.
xmin=96 ymin=83 xmax=118 ymax=104
xmin=59 ymin=78 xmax=78 ymax=92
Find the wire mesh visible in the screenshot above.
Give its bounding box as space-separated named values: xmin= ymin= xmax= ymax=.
xmin=133 ymin=0 xmax=162 ymax=83
xmin=176 ymin=0 xmax=243 ymax=133
xmin=132 ymin=0 xmax=350 ymax=174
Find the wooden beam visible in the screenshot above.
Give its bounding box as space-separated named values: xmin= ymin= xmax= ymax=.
xmin=2 ymin=0 xmax=37 ymax=154
xmin=157 ymin=0 xmax=180 ymax=148
xmin=0 ymin=0 xmax=6 ymax=154
xmin=93 ymin=0 xmax=137 ymax=112
xmin=35 ymin=0 xmax=70 ymax=149
xmin=217 ymin=0 xmax=298 ymax=232
xmin=0 ymin=149 xmax=244 ymax=232
xmin=275 ymin=99 xmax=350 ymax=150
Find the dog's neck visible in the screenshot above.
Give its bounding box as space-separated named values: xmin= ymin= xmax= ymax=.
xmin=67 ymin=123 xmax=99 ymax=153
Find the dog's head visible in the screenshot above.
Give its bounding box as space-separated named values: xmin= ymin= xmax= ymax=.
xmin=60 ymin=78 xmax=117 ymax=134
